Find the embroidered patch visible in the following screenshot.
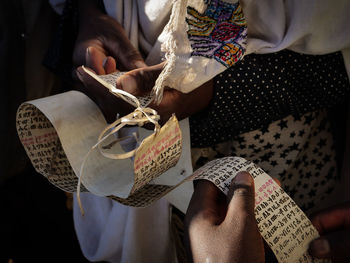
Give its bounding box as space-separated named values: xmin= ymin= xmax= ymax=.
xmin=186 ymin=0 xmax=247 ymax=67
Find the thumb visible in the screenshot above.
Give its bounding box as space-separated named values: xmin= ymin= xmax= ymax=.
xmin=309 ymin=230 xmax=350 ymax=261
xmin=116 ymin=62 xmax=165 ymax=96
xmin=225 ymin=171 xmax=255 ymax=221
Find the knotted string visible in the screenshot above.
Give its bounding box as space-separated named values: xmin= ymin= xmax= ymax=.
xmin=77 ymin=67 xmax=160 ymax=215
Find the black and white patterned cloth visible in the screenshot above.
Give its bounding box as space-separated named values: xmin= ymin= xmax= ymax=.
xmin=190 ymin=50 xmax=350 ymax=213
xmin=192 ymin=109 xmax=337 ymax=213
xmin=190 ymin=50 xmax=349 ymax=147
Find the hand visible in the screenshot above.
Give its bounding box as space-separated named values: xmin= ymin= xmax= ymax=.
xmin=73 ymin=0 xmax=145 ymax=76
xmin=73 ymin=0 xmax=147 ymax=122
xmin=185 ymin=172 xmax=265 ymax=263
xmin=74 ymin=1 xmax=213 ymax=124
xmin=309 ymin=202 xmax=350 ymax=262
xmin=76 ymin=63 xmax=213 ymax=124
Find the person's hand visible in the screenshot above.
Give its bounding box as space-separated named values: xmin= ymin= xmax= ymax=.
xmin=114 ymin=64 xmax=213 ymax=124
xmin=185 ymin=172 xmax=265 ymax=263
xmin=309 ymin=202 xmax=350 ymax=262
xmin=76 ymin=63 xmax=213 ymax=124
xmin=73 ymin=1 xmax=213 ymax=124
xmin=73 ymin=0 xmax=145 ymax=76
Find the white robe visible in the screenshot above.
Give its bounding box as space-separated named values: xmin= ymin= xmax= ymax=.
xmin=48 ymin=1 xmax=350 ymax=262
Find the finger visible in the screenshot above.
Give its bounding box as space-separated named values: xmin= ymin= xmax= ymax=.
xmin=185 ymin=180 xmax=227 ymax=226
xmin=76 ymin=66 xmax=110 ymax=101
xmin=86 ymin=46 xmax=107 ymax=75
xmin=116 ymin=62 xmax=164 ymax=96
xmin=103 ymin=56 xmax=117 ymax=74
xmin=76 ymin=66 xmax=133 ymax=122
xmin=309 ymin=230 xmax=350 ymax=261
xmin=225 ymin=171 xmax=255 ymax=222
xmin=76 ymin=66 xmax=103 ymax=100
xmin=184 ymin=180 xmax=225 ymax=263
xmin=224 ymin=172 xmax=265 ymax=261
xmin=311 ymin=203 xmax=350 ymax=235
xmin=105 ymin=37 xmax=146 ymax=70
xmin=76 ymin=66 xmax=97 ymax=86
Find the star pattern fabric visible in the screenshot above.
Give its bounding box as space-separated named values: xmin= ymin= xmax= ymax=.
xmin=190 ymin=50 xmax=349 ymax=147
xmin=191 ymin=109 xmax=338 ymax=213
xmin=189 ymin=49 xmax=350 ymax=214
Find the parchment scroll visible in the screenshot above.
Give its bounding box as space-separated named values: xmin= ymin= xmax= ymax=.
xmin=16 ymin=91 xmax=192 ymax=207
xmin=16 ymin=91 xmax=328 ymax=262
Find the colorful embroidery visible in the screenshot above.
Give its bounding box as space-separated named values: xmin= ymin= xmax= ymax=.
xmin=186 ymin=0 xmax=247 ymax=67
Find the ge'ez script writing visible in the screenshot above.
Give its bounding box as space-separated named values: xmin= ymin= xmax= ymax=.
xmin=192 ymin=157 xmax=328 ymax=263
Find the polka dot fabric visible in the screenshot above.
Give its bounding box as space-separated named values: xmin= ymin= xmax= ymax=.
xmin=190 ymin=50 xmax=349 ymax=147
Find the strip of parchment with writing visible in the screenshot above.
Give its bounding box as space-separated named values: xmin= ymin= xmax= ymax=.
xmin=15 ymin=94 xmax=182 ymax=204
xmin=132 ymin=115 xmax=182 ymax=193
xmin=192 ymin=157 xmax=329 ymax=263
xmin=16 ymin=103 xmax=84 ymax=192
xmin=16 ymin=93 xmax=329 ymax=262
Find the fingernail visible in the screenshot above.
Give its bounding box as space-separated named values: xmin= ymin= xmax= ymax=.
xmin=76 ymin=68 xmax=84 ymax=82
xmin=234 ymin=171 xmax=252 ymax=186
xmin=310 ymin=238 xmax=330 ymax=257
xmin=86 ymin=47 xmax=91 ymax=59
xmin=102 ymin=57 xmax=108 ymax=68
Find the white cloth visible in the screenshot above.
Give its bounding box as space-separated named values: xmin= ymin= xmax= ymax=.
xmin=103 ymin=0 xmax=173 ymax=56
xmin=106 ymin=0 xmax=350 ymax=101
xmin=48 ymin=0 xmax=350 ymax=61
xmin=47 ymin=1 xmax=350 ymax=262
xmin=49 ymin=0 xmax=350 ymax=91
xmin=73 ymin=193 xmax=175 ymax=263
xmin=243 ymin=0 xmax=350 ymax=55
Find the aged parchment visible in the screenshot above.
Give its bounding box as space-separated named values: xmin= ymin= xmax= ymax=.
xmin=192 ymin=157 xmax=328 ymax=263
xmin=16 ymin=90 xmax=328 ymax=262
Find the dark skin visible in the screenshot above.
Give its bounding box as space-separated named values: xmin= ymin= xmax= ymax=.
xmin=76 ymin=63 xmax=213 ymax=124
xmin=74 ymin=1 xmax=350 ymax=261
xmin=73 ymin=0 xmax=146 ymax=74
xmin=74 ymin=0 xmax=213 ymax=124
xmin=185 ymin=172 xmax=265 ymax=263
xmin=186 ymin=174 xmax=350 ymax=263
